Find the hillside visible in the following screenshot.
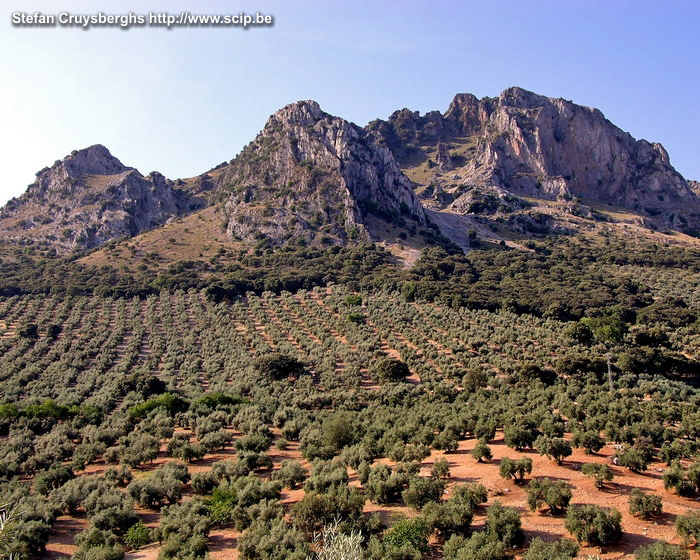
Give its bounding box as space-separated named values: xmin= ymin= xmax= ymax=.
xmin=2 ymin=90 xmax=700 ymax=559
xmin=0 ymin=282 xmax=699 ymax=559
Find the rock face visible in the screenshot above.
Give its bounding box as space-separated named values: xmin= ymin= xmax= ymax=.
xmin=369 ymin=87 xmax=698 ymax=229
xmin=213 ymin=100 xmax=425 ymax=246
xmin=0 ymin=145 xmax=204 ymax=251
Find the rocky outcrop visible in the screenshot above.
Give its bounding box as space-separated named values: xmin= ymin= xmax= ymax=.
xmin=214 ymin=100 xmax=425 ymax=246
xmin=369 ymin=87 xmax=698 ymax=228
xmin=0 ymin=145 xmax=204 ymax=251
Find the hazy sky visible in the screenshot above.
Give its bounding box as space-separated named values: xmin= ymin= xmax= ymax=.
xmin=2 ymin=0 xmax=698 ymax=205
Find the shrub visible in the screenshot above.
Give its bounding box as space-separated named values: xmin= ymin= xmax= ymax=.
xmin=486 ymin=500 xmax=524 ymax=547
xmin=471 ymin=440 xmax=492 ymax=463
xmin=675 ymin=510 xmax=700 ymax=547
xmin=629 ymin=489 xmax=662 ymax=520
xmin=388 ymin=443 xmax=430 ymax=463
xmin=372 ymin=358 xmax=410 ymax=383
xmin=322 ymin=412 xmax=356 ymax=452
xmin=431 ymin=458 xmax=450 ymax=479
xmin=474 ymin=419 xmax=497 ymax=442
xmin=291 ymin=486 xmax=365 ymax=535
xmin=451 ymin=483 xmax=487 ymax=511
xmin=382 ymin=515 xmax=430 ymax=555
xmin=104 ymin=466 xmax=133 ymax=487
xmin=635 ymin=541 xmax=689 ymax=560
xmin=616 ymin=446 xmax=648 ymax=472
xmin=191 ymin=471 xmax=218 ymax=495
xmin=504 ymin=423 xmax=538 ymax=451
xmin=34 ymin=463 xmax=74 ymax=495
xmin=254 ymin=353 xmax=306 ymax=380
xmin=535 ymin=436 xmax=572 ymax=465
xmin=565 ymin=504 xmax=622 ymax=546
xmin=127 ymin=463 xmax=188 ymax=509
xmin=199 ymin=429 xmax=232 ymax=453
xmin=347 ymin=312 xmax=365 ymax=324
xmin=310 ymin=519 xmax=363 ymax=560
xmin=119 ymin=433 xmax=159 ymax=467
xmin=53 ymin=476 xmax=138 ymax=534
xmin=305 ymin=460 xmax=349 ymax=494
xmin=580 ymin=463 xmax=612 ymax=490
xmin=155 ymin=498 xmax=211 ymax=559
xmin=523 ymin=537 xmax=578 ymax=560
xmin=659 ymin=440 xmax=692 ymax=465
xmin=273 ymin=460 xmax=307 ymax=489
xmin=0 ymin=484 xmax=58 ymax=559
xmin=444 ymin=533 xmax=510 ymax=559
xmin=499 ymin=456 xmax=533 ymax=484
xmin=432 ymin=431 xmax=459 ymax=453
xmin=238 ymin=516 xmax=309 ymax=560
xmin=571 ymin=431 xmax=605 ymax=454
xmin=402 ymin=476 xmax=445 ymax=509
xmin=365 ymin=464 xmax=408 ymax=504
xmin=420 ymin=486 xmax=482 ymax=539
xmin=128 ymin=394 xmax=188 ymax=419
xmin=410 ymin=484 xmax=480 ymax=543
xmin=124 ymin=521 xmax=151 ymax=550
xmin=17 ymin=323 xmax=38 ymax=339
xmin=235 ymin=432 xmax=273 ymax=453
xmin=526 ymin=478 xmax=572 ymax=514
xmin=73 ymin=528 xmax=124 ymax=560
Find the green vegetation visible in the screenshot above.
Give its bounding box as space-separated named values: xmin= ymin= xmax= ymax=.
xmin=675 ymin=510 xmax=700 ymax=547
xmin=581 ymin=463 xmax=614 ymax=489
xmin=523 ymin=537 xmax=578 ymax=560
xmin=629 ymin=489 xmax=663 ymax=520
xmin=526 ymin=477 xmax=572 ymax=514
xmin=635 ymin=541 xmax=689 ymax=560
xmin=565 ymin=504 xmax=623 ymax=546
xmin=499 ymin=457 xmax=533 ymax=484
xmin=372 ymin=357 xmax=411 ymax=383
xmin=1 ymin=232 xmax=700 ymax=557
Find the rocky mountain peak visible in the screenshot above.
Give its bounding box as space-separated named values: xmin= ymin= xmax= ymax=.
xmin=61 ymin=144 xmax=130 ymax=179
xmin=265 ymin=100 xmax=324 ymax=130
xmin=497 ymin=86 xmax=549 ymax=108
xmin=0 ymin=145 xmax=204 ymax=252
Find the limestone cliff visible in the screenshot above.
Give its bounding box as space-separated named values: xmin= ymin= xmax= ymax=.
xmin=214 ymin=100 xmax=425 ymax=246
xmin=369 ymin=87 xmax=698 ymax=230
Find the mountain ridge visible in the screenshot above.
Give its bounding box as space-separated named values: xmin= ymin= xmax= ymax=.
xmin=1 ymin=88 xmax=698 ymax=256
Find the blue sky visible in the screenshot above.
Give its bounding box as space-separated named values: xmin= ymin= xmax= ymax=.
xmin=2 ymin=0 xmax=698 ymax=205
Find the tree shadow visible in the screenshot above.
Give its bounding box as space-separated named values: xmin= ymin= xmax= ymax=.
xmin=524 ymin=528 xmax=571 ymax=543
xmin=605 ymin=481 xmax=656 ymax=496
xmin=446 ymin=474 xmax=480 ymax=485
xmin=528 ymin=474 xmax=572 ymax=484
xmin=209 ymin=530 xmax=239 ymax=554
xmin=602 ymin=532 xmax=660 ymax=556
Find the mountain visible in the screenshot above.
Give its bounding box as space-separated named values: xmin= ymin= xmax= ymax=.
xmin=0 ymin=145 xmax=204 ymax=251
xmin=368 ymin=87 xmax=699 ymax=232
xmin=211 ymin=100 xmax=426 ymax=247
xmin=1 ymin=89 xmax=698 ymax=257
